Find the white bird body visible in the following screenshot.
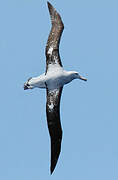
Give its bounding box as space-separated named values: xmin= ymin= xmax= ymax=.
xmin=27 ymin=66 xmax=86 ymax=90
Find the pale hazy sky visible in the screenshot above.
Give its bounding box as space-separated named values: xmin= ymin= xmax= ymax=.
xmin=0 ymin=0 xmax=118 ymax=179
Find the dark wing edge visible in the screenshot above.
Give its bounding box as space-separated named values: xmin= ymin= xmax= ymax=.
xmin=46 ymin=87 xmax=63 ymax=174
xmin=45 ymin=2 xmax=64 ymax=73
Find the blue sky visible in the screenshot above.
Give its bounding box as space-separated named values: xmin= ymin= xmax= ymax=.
xmin=0 ymin=0 xmax=118 ymax=179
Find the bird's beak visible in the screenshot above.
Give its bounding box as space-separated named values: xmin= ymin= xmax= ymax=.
xmin=79 ymin=75 xmax=87 ymax=81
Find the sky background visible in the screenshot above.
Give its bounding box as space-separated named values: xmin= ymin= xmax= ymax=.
xmin=0 ymin=0 xmax=118 ymax=179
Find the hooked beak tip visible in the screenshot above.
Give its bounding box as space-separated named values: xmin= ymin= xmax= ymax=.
xmin=83 ymin=78 xmax=87 ymax=81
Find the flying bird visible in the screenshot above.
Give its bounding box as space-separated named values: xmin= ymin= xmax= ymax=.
xmin=24 ymin=2 xmax=87 ymax=174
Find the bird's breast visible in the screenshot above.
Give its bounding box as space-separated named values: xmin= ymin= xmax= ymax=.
xmin=45 ymin=70 xmax=71 ymax=90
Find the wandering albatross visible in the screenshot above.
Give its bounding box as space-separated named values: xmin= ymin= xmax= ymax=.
xmin=24 ymin=2 xmax=87 ymax=174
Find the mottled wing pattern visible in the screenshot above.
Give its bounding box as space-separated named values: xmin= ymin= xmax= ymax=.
xmin=46 ymin=87 xmax=63 ymax=174
xmin=45 ymin=2 xmax=64 ymax=73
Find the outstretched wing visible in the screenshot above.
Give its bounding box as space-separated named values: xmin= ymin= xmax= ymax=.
xmin=45 ymin=2 xmax=64 ymax=73
xmin=46 ymin=87 xmax=63 ymax=174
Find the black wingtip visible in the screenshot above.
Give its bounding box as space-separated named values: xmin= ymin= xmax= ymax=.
xmin=50 ymin=160 xmax=55 ymax=174
xmin=50 ymin=140 xmax=62 ymax=175
xmin=47 ymin=1 xmax=55 ymax=15
xmin=50 ymin=168 xmax=53 ymax=175
xmin=47 ymin=1 xmax=53 ymax=10
xmin=47 ymin=1 xmax=49 ymax=6
xmin=47 ymin=1 xmax=50 ymax=5
xmin=50 ymin=165 xmax=55 ymax=175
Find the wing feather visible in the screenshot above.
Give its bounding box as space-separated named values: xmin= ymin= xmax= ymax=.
xmin=45 ymin=2 xmax=64 ymax=73
xmin=46 ymin=87 xmax=63 ymax=174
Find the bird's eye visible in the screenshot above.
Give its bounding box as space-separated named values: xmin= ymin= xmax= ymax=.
xmin=75 ymin=73 xmax=78 ymax=75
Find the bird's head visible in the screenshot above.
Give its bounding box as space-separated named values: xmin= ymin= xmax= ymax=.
xmin=24 ymin=77 xmax=34 ymax=90
xmin=69 ymin=71 xmax=87 ymax=81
